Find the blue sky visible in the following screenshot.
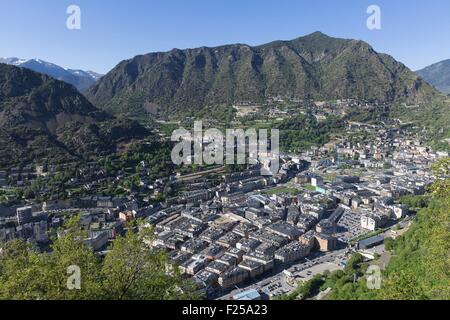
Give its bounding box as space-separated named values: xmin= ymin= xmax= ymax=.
xmin=0 ymin=0 xmax=449 ymax=74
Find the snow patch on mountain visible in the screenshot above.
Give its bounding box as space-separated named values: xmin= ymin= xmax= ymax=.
xmin=0 ymin=57 xmax=103 ymax=92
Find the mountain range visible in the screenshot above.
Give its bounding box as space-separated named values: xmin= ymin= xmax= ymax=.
xmin=416 ymin=59 xmax=450 ymax=95
xmin=87 ymin=32 xmax=437 ymax=120
xmin=0 ymin=57 xmax=102 ymax=92
xmin=0 ymin=32 xmax=448 ymax=167
xmin=0 ymin=63 xmax=147 ymax=167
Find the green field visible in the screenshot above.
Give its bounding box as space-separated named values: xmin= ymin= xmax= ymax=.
xmin=263 ymin=186 xmax=301 ymax=196
xmin=303 ymin=184 xmax=316 ymax=191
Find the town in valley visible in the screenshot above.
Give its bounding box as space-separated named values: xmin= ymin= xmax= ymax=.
xmin=1 ymin=97 xmax=446 ymax=300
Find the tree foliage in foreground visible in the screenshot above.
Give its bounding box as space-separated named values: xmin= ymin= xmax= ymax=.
xmin=275 ymin=274 xmax=325 ymax=300
xmin=378 ymin=158 xmax=450 ymax=300
xmin=278 ymin=158 xmax=450 ymax=301
xmin=0 ymin=218 xmax=198 ymax=300
xmin=326 ymin=159 xmax=450 ymax=300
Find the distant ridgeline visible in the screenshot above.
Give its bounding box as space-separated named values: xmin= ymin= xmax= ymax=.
xmin=417 ymin=59 xmax=450 ymax=95
xmin=87 ymin=32 xmax=437 ymax=120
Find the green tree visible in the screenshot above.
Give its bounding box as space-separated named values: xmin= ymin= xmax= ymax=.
xmin=0 ymin=217 xmax=101 ymax=300
xmin=377 ymin=158 xmax=450 ymax=300
xmin=384 ymin=238 xmax=395 ymax=251
xmin=100 ymin=223 xmax=197 ymax=300
xmin=0 ymin=217 xmax=197 ymax=300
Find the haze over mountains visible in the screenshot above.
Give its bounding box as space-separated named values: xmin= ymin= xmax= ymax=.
xmin=87 ymin=32 xmax=437 ymax=119
xmin=0 ymin=63 xmax=146 ymax=167
xmin=416 ymin=59 xmax=450 ymax=95
xmin=0 ymin=57 xmax=102 ymax=92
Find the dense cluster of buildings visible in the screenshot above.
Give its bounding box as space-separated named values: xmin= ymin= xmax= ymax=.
xmin=0 ymin=121 xmax=447 ymax=299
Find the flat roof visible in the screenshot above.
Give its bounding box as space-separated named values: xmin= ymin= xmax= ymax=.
xmin=233 ymin=289 xmax=261 ymax=300
xmin=358 ymin=235 xmax=385 ymax=247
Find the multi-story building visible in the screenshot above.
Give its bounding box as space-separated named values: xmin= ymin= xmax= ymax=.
xmin=274 ymin=242 xmax=311 ymax=264
xmin=16 ymin=207 xmax=32 ymax=225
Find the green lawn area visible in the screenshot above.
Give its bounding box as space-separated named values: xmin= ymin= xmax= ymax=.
xmin=263 ymin=186 xmax=301 ymax=196
xmin=303 ymin=184 xmax=316 ymax=191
